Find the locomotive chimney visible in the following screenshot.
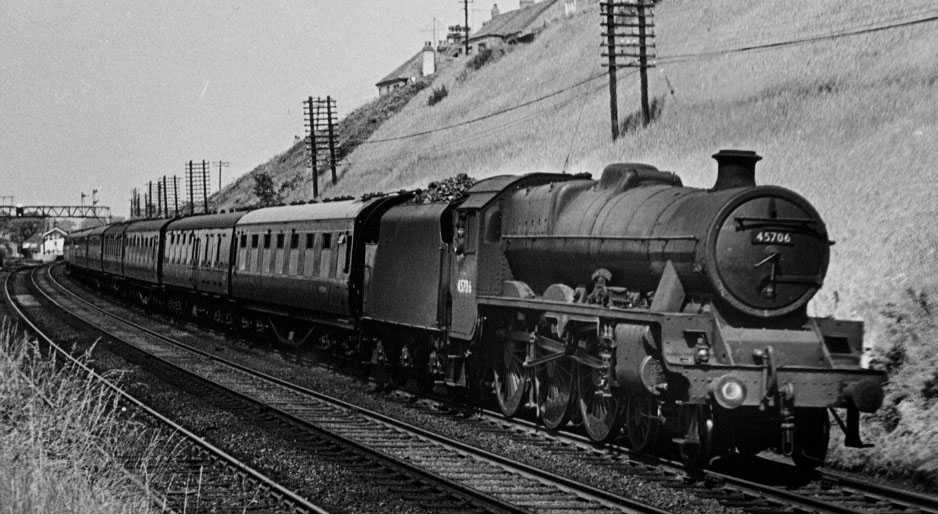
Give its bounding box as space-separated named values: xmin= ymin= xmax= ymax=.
xmin=712 ymin=149 xmax=762 ymax=190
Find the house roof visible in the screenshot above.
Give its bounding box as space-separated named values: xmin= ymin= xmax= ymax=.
xmin=471 ymin=0 xmax=559 ymax=41
xmin=376 ymin=49 xmax=424 ymax=87
xmin=42 ymin=227 xmax=67 ymax=239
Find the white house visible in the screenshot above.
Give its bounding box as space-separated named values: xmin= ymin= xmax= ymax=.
xmin=36 ymin=227 xmax=67 ymax=262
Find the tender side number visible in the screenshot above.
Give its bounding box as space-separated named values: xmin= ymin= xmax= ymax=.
xmin=456 ymin=279 xmax=473 ymax=294
xmin=752 ymin=230 xmax=793 ymax=245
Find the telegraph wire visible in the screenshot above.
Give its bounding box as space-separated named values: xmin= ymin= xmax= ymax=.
xmin=358 ymin=9 xmax=938 ymax=146
xmin=360 ymin=71 xmax=623 ymax=144
xmin=657 ymin=11 xmax=938 ymax=63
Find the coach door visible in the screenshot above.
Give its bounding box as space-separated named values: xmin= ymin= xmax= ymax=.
xmin=449 ymin=210 xmax=479 ymax=341
xmin=189 ymin=233 xmax=201 ymax=290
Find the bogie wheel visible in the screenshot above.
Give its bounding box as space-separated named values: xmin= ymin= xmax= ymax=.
xmin=791 ymin=408 xmax=830 ymax=470
xmin=536 ymin=351 xmax=575 ymax=430
xmin=679 ymin=404 xmax=714 ymax=473
xmin=578 ymin=364 xmax=621 ymax=442
xmin=626 ymin=394 xmax=662 ymax=453
xmin=492 ymin=326 xmax=528 ymax=418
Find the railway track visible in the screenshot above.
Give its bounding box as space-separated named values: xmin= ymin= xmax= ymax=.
xmin=35 ymin=264 xmax=667 ymax=514
xmin=49 ymin=263 xmax=938 ymax=514
xmin=462 ymin=409 xmax=938 ymax=514
xmin=3 ymin=267 xmax=329 ymax=514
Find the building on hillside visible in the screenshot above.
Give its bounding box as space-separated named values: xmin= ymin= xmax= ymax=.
xmin=37 ymin=227 xmax=67 ymax=262
xmin=467 ymin=0 xmax=574 ymax=55
xmin=376 ymin=42 xmax=455 ymax=97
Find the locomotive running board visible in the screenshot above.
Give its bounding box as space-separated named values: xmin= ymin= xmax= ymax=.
xmin=477 ymin=295 xmax=701 ymax=324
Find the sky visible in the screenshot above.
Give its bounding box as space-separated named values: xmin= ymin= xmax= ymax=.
xmin=0 ymin=0 xmax=518 ymax=216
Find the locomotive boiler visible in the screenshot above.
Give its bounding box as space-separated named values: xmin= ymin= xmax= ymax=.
xmin=500 ymin=150 xmax=829 ymax=319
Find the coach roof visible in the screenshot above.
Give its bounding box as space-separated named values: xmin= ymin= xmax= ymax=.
xmin=236 ymin=199 xmax=380 ymax=226
xmin=166 ymin=212 xmax=245 ymax=231
xmin=126 ymin=218 xmax=174 ymax=233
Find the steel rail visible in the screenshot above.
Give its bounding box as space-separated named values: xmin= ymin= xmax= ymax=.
xmin=475 ymin=407 xmax=938 ymax=514
xmin=46 ymin=264 xmax=667 ymax=514
xmin=4 ymin=267 xmax=330 ymax=514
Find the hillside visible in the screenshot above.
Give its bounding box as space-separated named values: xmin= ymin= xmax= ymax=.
xmin=213 ymin=80 xmax=429 ymax=210
xmin=220 ymin=0 xmax=938 ymax=483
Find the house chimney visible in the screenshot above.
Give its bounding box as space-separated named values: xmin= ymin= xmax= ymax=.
xmin=422 ymin=41 xmax=436 ymax=76
xmin=519 ymin=0 xmax=535 ymax=8
xmin=712 ymin=149 xmax=762 ymax=190
xmin=491 ymin=3 xmax=500 ymax=18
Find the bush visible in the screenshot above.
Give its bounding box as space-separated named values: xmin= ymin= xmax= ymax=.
xmin=826 ymin=287 xmax=938 ymax=487
xmin=427 ymin=86 xmax=449 ymax=106
xmin=252 ymin=171 xmax=279 ymax=206
xmin=620 ymin=95 xmax=666 ymax=133
xmin=464 ymin=47 xmax=507 ymax=75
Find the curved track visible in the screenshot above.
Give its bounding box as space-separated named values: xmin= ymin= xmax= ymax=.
xmin=3 ymin=266 xmax=330 ymax=514
xmin=38 ymin=264 xmax=668 ymax=514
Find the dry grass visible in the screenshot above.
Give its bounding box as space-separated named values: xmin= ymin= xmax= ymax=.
xmin=0 ymin=319 xmax=156 ymax=513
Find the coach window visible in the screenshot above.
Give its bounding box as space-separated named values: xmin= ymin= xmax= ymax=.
xmin=304 ymin=233 xmax=317 ymax=277
xmin=205 ymin=234 xmax=214 ymax=266
xmin=240 ymin=234 xmax=247 ymax=248
xmin=263 ymin=233 xmax=271 ymax=249
xmin=320 ymin=233 xmax=333 ymax=278
xmin=251 ymin=234 xmax=259 ymax=248
xmin=338 ymin=232 xmax=351 ymax=275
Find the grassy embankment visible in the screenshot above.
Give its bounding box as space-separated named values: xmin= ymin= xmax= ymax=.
xmin=218 ymin=0 xmax=938 ymax=486
xmin=0 ymin=319 xmax=156 ymax=513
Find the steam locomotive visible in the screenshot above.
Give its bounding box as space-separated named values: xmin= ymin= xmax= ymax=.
xmin=65 ymin=150 xmax=884 ymax=469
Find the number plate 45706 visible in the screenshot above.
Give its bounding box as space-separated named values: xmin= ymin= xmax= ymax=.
xmin=752 ymin=230 xmax=793 ymax=245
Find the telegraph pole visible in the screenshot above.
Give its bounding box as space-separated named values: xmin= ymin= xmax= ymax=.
xmin=602 ymin=2 xmax=619 ymax=140
xmin=162 ymin=176 xmax=169 ymax=217
xmin=173 ymin=176 xmax=179 ymax=216
xmin=636 ymin=1 xmax=651 ymax=125
xmin=304 ymin=96 xmax=318 ymax=198
xmin=601 ymin=0 xmax=656 ymax=138
xmin=157 ymin=180 xmax=163 ymax=217
xmin=325 ymin=97 xmax=338 ymax=185
xmin=460 ymin=0 xmax=470 ymax=54
xmin=201 ymin=159 xmax=209 ymax=214
xmin=214 ymin=160 xmax=230 ymax=192
xmin=188 ymin=160 xmax=194 ymax=215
